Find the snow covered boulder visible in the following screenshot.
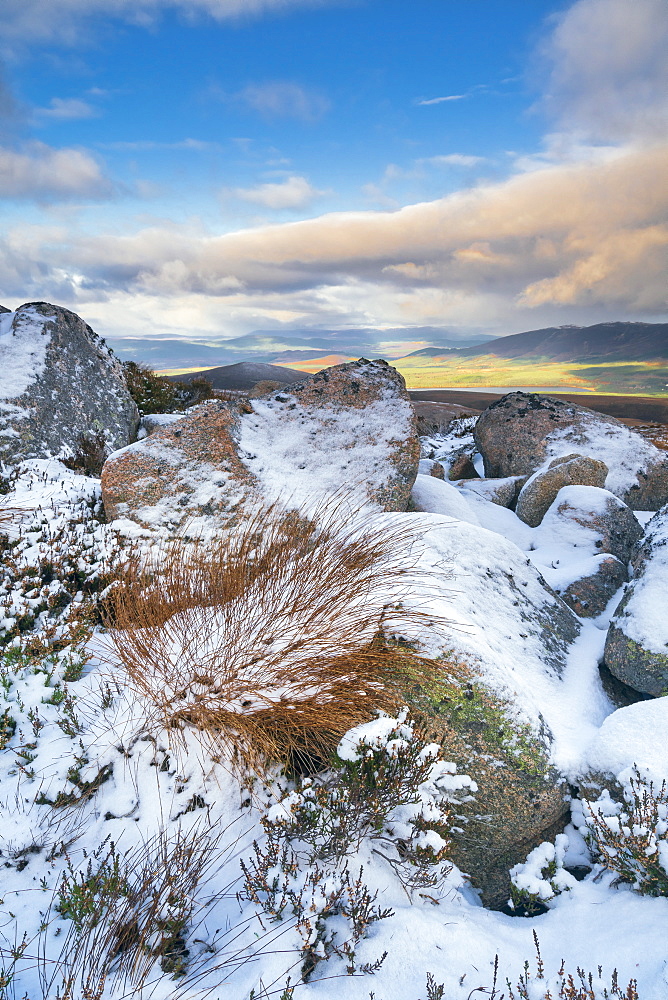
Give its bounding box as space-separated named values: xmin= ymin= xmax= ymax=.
xmin=400 ymin=517 xmax=581 ymax=906
xmin=0 ymin=302 xmax=138 ymax=468
xmin=411 ymin=475 xmax=482 ymax=525
xmin=238 ymin=357 xmax=420 ymax=511
xmin=456 ymin=475 xmax=526 ymax=508
xmin=529 ymin=486 xmax=642 ymax=618
xmin=605 ymin=507 xmax=668 ymax=696
xmin=102 ymin=358 xmax=419 ymax=531
xmin=101 ymin=399 xmax=260 ymax=531
xmin=538 ymin=485 xmax=644 ymax=565
xmin=515 ymin=454 xmax=608 ymax=527
xmin=474 ymin=391 xmax=668 ymax=510
xmin=582 ymin=698 xmax=668 ymax=786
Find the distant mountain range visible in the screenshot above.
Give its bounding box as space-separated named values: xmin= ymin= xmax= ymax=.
xmin=107 ymin=326 xmax=495 ymax=369
xmin=452 ymin=322 xmax=668 ymax=362
xmin=109 ymin=321 xmax=668 ymax=371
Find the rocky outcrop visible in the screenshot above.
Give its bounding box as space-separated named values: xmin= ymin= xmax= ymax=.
xmin=515 ymin=454 xmax=608 ymax=527
xmin=0 ymin=302 xmax=138 ymax=467
xmin=400 ymin=518 xmax=580 ymax=907
xmin=474 ymin=391 xmax=668 ymax=510
xmin=102 ymin=358 xmax=419 ymax=530
xmin=405 ymin=651 xmax=569 ymax=909
xmin=605 ymin=506 xmax=668 ymax=696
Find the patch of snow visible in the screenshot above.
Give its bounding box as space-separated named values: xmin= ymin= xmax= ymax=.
xmin=411 ymin=474 xmax=481 ymax=525
xmin=0 ymin=307 xmax=51 ymax=403
xmin=545 ymin=416 xmax=661 ymax=496
xmin=583 ymin=699 xmax=668 ymax=785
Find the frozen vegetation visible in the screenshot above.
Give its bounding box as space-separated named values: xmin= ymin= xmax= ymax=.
xmin=0 ymin=336 xmax=667 ymax=999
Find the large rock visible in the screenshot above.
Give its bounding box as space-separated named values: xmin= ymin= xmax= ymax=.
xmin=0 ymin=302 xmax=138 ymax=467
xmin=529 ymin=486 xmax=642 ymax=617
xmin=400 ymin=517 xmax=580 ymax=907
xmin=101 ymin=400 xmax=258 ymax=531
xmin=102 ymin=358 xmax=419 ymax=530
xmin=238 ymin=358 xmax=420 ymax=511
xmin=515 ymin=454 xmax=608 ymax=527
xmin=560 ymin=555 xmax=628 ymax=618
xmin=605 ymin=506 xmax=668 ymax=696
xmin=474 ymin=391 xmax=668 ymax=510
xmin=538 ymin=485 xmax=644 ymax=564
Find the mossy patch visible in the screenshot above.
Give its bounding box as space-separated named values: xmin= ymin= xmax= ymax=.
xmin=396 ymin=650 xmax=549 ymax=779
xmin=388 ymin=646 xmax=567 ymax=909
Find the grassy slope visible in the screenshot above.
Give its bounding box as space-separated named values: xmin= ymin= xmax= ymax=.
xmin=391 ymin=355 xmax=668 ymax=394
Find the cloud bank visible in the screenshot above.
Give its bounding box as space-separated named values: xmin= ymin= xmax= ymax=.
xmin=2 ymin=143 xmax=665 ymax=326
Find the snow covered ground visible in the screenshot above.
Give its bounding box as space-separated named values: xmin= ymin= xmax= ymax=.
xmin=0 ymin=420 xmax=667 ymax=1000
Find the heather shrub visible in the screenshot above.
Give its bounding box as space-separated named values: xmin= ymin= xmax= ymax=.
xmin=576 ymin=766 xmax=668 ymax=896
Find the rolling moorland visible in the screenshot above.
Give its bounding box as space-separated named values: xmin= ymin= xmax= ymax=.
xmin=154 ymin=322 xmax=668 ymax=396
xmin=277 ymin=323 xmax=668 ymax=395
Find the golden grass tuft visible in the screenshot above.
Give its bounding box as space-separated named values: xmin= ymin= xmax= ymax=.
xmin=105 ymin=500 xmax=447 ymax=771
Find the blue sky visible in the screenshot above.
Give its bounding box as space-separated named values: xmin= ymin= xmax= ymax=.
xmin=0 ymin=0 xmax=666 ymax=361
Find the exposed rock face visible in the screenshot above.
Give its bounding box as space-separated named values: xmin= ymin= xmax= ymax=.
xmin=0 ymin=302 xmax=138 ymax=467
xmin=561 ymin=555 xmax=628 ymax=618
xmin=102 ymin=358 xmax=419 ymax=529
xmin=515 ymin=454 xmax=608 ymax=527
xmin=399 ymin=518 xmax=579 ymax=907
xmin=102 ymin=400 xmax=258 ymax=531
xmin=605 ymin=506 xmax=668 ymax=696
xmin=447 ymin=450 xmax=480 ymax=481
xmin=405 ymin=653 xmax=569 ymax=909
xmin=474 ymin=391 xmax=668 ymax=510
xmin=456 ymin=475 xmax=526 ymax=509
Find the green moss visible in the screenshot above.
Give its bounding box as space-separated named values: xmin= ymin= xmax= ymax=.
xmin=399 ymin=652 xmax=549 ymax=779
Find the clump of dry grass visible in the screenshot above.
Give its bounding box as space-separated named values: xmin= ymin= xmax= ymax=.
xmin=104 ymin=500 xmax=447 ymax=770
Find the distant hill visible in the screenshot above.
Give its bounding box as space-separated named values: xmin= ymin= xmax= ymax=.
xmin=166 ymin=362 xmax=305 ymax=392
xmin=454 ymin=322 xmax=668 ymax=362
xmin=403 ymin=347 xmax=460 ymax=358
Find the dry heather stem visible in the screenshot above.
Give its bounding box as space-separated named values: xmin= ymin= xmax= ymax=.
xmin=105 ymin=500 xmax=450 ymax=770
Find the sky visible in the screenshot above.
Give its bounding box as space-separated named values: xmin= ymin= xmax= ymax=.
xmin=0 ymin=0 xmax=667 ymax=361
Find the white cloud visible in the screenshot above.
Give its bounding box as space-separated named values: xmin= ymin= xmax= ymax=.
xmin=34 ymin=97 xmax=98 ymax=120
xmin=539 ymin=0 xmax=668 ymax=142
xmin=422 ymin=154 xmax=485 ymax=168
xmin=4 ymin=143 xmax=665 ymax=327
xmin=0 ymin=0 xmax=336 ymax=46
xmin=234 ymin=175 xmax=328 ymax=210
xmin=0 ymin=142 xmax=113 ymax=200
xmin=237 ymin=81 xmax=330 ymax=122
xmin=100 ymin=138 xmax=218 ymax=151
xmin=416 ymin=95 xmax=466 ymax=106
